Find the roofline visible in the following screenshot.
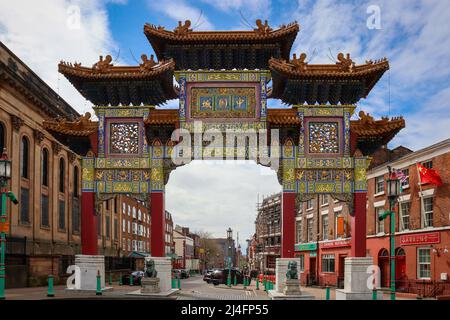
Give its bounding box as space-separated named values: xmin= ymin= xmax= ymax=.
xmin=367 ymin=138 xmax=450 ymax=177
xmin=0 ymin=41 xmax=80 ymax=118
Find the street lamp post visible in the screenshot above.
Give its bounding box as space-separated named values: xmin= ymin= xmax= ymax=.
xmin=384 ymin=166 xmax=401 ymax=301
xmin=226 ymin=228 xmax=233 ymax=287
xmin=0 ymin=149 xmax=15 ymax=300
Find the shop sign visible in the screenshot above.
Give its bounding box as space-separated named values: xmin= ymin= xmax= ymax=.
xmin=295 ymin=243 xmax=317 ymax=251
xmin=321 ymin=239 xmax=351 ymax=249
xmin=399 ymin=232 xmax=440 ymax=246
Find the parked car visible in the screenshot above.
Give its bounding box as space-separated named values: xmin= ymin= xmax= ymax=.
xmin=209 ymin=268 xmax=244 ymax=285
xmin=203 ymin=269 xmax=215 ymax=283
xmin=121 ymin=271 xmax=144 ymax=285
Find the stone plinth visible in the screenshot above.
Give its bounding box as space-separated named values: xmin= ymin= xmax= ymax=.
xmin=284 ymin=279 xmax=302 ymax=295
xmin=275 ymin=258 xmax=300 ymax=293
xmin=141 ymin=277 xmax=160 ymax=294
xmin=146 ymin=256 xmax=172 ymax=293
xmin=72 ymin=254 xmax=107 ymax=291
xmin=336 ymin=257 xmax=378 ymax=300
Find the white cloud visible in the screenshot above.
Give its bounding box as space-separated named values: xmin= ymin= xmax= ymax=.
xmin=290 ymin=0 xmax=450 ymax=149
xmin=146 ymin=0 xmax=214 ymax=30
xmin=0 ymin=0 xmax=123 ymax=115
xmin=166 ymin=161 xmax=281 ymax=248
xmin=199 ymin=0 xmax=271 ymax=20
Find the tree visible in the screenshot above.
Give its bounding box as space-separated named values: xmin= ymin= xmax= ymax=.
xmin=195 ymin=231 xmax=223 ymax=269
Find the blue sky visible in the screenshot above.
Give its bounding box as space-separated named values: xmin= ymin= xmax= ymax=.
xmin=1 ymin=0 xmax=449 ymax=247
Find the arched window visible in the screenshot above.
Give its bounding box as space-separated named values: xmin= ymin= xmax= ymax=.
xmin=59 ymin=158 xmax=65 ymax=193
xmin=41 ymin=148 xmax=49 ymax=186
xmin=0 ymin=122 xmax=5 ymax=153
xmin=73 ymin=166 xmax=79 ymax=198
xmin=395 ymin=247 xmax=406 ymax=257
xmin=20 ymin=136 xmax=29 ymax=178
xmin=378 ymin=249 xmax=389 ymax=257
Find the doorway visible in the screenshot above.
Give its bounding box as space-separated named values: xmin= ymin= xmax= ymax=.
xmin=378 ymin=249 xmax=390 ymax=288
xmin=308 ymin=256 xmax=317 ymax=285
xmin=338 ymin=255 xmax=347 ymax=288
xmin=395 ymin=247 xmax=407 ymax=290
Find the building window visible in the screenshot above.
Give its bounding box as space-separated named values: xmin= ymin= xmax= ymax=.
xmin=41 ymin=194 xmax=49 ymax=227
xmin=20 ymin=136 xmax=29 ymax=179
xmin=128 ymin=220 xmax=130 ymax=233
xmin=105 ymin=200 xmax=110 ymax=211
xmin=417 ymin=248 xmax=431 ymax=279
xmin=322 ymin=214 xmax=329 ymax=240
xmin=400 ymin=168 xmax=410 ymax=188
xmin=72 ymin=195 xmax=80 ymax=233
xmin=421 ymin=161 xmax=433 ymax=169
xmin=122 ymin=219 xmax=126 ymax=232
xmin=307 ymin=218 xmax=313 ymax=242
xmin=306 ymin=199 xmax=313 ymax=210
xmin=375 ymin=176 xmax=384 ymax=194
xmin=132 ymin=207 xmax=136 ymax=218
xmin=20 ymin=187 xmax=30 ymax=223
xmin=73 ymin=166 xmax=79 ymax=198
xmin=122 ymin=202 xmax=125 ymax=214
xmin=321 ymin=195 xmax=329 ymax=206
xmin=41 ymin=148 xmax=49 ymax=186
xmin=376 ymin=207 xmax=385 ymax=234
xmin=58 ymin=200 xmax=65 ymax=230
xmin=114 ymin=197 xmax=118 ymax=214
xmin=399 ymin=202 xmax=411 ymax=231
xmin=335 ymin=211 xmax=344 ymax=238
xmin=296 ymin=220 xmax=303 ymax=243
xmin=322 ymin=254 xmax=335 ymax=273
xmin=105 ymin=215 xmax=110 ymax=239
xmin=128 ymin=205 xmax=131 ymax=216
xmin=422 ymin=197 xmax=433 ymax=228
xmin=0 ymin=122 xmax=5 ymax=153
xmin=299 ymin=254 xmax=305 ymax=272
xmin=59 ymin=158 xmax=65 ymax=193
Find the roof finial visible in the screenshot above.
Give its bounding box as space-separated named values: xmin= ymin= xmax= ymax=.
xmin=336 ymin=53 xmax=355 ymax=72
xmin=174 ymin=20 xmax=192 ymax=35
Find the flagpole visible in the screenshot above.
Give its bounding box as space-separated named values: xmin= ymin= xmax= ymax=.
xmin=416 ymin=161 xmax=427 ymax=228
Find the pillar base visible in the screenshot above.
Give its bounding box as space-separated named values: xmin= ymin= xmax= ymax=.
xmin=335 ymin=257 xmax=376 ymax=300
xmin=70 ymin=255 xmax=107 ymax=291
xmin=146 ymin=256 xmax=172 ymax=294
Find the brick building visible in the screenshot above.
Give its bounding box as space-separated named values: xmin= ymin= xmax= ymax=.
xmin=118 ymin=195 xmax=151 ymax=256
xmin=164 ymin=210 xmax=175 ymax=256
xmin=290 ymin=139 xmax=450 ymax=297
xmin=255 ymin=193 xmax=281 ymax=274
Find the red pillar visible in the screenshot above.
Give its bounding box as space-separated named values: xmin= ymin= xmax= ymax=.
xmin=150 ymin=191 xmax=165 ymax=257
xmin=351 ymin=192 xmax=367 ymax=257
xmin=81 ymin=191 xmax=97 ymax=255
xmin=281 ymin=192 xmax=296 ymax=258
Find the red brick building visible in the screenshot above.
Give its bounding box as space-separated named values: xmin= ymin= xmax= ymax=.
xmin=164 ymin=210 xmax=175 ymax=256
xmin=119 ymin=195 xmax=151 ymax=256
xmin=291 ymin=139 xmax=450 ymax=297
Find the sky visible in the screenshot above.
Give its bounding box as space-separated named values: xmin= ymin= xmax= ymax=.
xmin=1 ymin=0 xmax=449 ymax=249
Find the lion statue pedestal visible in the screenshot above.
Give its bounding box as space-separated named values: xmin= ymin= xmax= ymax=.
xmin=140 ymin=259 xmax=161 ymax=294
xmin=268 ymin=258 xmax=314 ymax=300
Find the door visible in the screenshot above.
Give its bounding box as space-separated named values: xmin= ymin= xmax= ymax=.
xmin=309 ymin=257 xmax=317 ymax=285
xmin=395 ymin=248 xmax=407 ymax=290
xmin=378 ymin=249 xmax=390 ymax=288
xmin=338 ymin=255 xmax=347 ymax=288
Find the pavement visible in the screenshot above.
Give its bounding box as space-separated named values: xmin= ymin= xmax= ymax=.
xmin=2 ymin=276 xmax=416 ymax=300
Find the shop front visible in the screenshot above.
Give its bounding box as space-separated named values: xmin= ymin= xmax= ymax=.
xmin=318 ymin=239 xmax=351 ymax=288
xmin=295 ymin=243 xmax=317 ymax=286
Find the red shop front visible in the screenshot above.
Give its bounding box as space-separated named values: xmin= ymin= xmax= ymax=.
xmin=318 ymin=239 xmax=352 ymax=288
